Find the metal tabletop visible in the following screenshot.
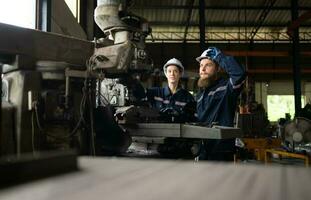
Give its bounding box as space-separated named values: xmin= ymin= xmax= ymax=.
xmin=0 ymin=156 xmax=310 ymax=200
xmin=127 ymin=123 xmax=243 ymax=139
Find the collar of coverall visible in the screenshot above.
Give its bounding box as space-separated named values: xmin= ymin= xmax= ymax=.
xmin=164 ymin=85 xmax=181 ymax=97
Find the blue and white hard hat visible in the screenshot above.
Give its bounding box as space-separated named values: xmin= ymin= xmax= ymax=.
xmin=196 ymin=49 xmax=213 ymax=62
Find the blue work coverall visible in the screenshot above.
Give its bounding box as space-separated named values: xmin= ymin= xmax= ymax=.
xmin=196 ymin=53 xmax=246 ymax=160
xmin=147 ymin=86 xmax=195 ymax=122
xmin=147 ymin=86 xmax=195 ymax=156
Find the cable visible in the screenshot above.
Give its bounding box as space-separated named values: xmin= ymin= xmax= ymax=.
xmin=33 ymin=87 xmax=87 ymax=141
xmin=31 ymin=110 xmax=36 ymax=154
xmin=31 ymin=55 xmax=105 ymax=149
xmin=88 ymin=88 xmax=96 ymax=156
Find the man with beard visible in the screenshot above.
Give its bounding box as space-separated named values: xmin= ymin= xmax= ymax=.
xmin=196 ymin=47 xmax=246 ymax=161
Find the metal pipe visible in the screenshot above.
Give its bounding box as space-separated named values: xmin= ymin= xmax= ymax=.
xmin=94 ymin=0 xmax=126 ymax=33
xmin=0 ymin=23 xmax=94 ymax=67
xmin=37 ymin=0 xmax=51 ymax=31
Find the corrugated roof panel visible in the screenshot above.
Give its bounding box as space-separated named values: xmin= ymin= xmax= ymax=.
xmin=267 ymin=10 xmax=291 ymax=25
xmin=274 ymin=0 xmax=290 ymax=6
xmin=131 ymin=0 xmax=311 ymax=42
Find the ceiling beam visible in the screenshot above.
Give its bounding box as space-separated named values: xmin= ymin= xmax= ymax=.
xmin=149 ymin=22 xmax=311 ymax=27
xmin=132 ymin=6 xmax=311 ymax=10
xmin=224 ymin=50 xmax=311 ymax=57
xmin=186 ymin=68 xmax=311 ymax=74
xmin=247 ymin=68 xmax=311 ymax=74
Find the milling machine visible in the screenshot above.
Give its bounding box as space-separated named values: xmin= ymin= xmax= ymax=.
xmin=0 ymin=0 xmax=242 ymax=158
xmin=0 ymin=0 xmax=153 ymax=156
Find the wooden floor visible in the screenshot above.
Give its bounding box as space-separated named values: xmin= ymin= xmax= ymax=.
xmin=0 ymin=156 xmax=311 ymax=200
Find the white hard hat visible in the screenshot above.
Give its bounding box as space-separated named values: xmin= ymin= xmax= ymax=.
xmin=163 ymin=58 xmax=184 ymax=76
xmin=196 ymin=49 xmax=212 ymax=62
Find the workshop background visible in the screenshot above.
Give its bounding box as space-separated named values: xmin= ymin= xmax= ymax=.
xmin=1 ymin=1 xmax=311 ymax=198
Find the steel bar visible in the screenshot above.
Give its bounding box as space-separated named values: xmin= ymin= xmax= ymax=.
xmin=37 ymin=0 xmax=52 ymax=31
xmin=127 ymin=123 xmax=243 ymax=139
xmin=127 ymin=123 xmax=181 ymax=138
xmin=0 ymin=23 xmax=94 ymax=67
xmin=132 ymin=5 xmax=311 ymax=10
xmin=181 ymin=124 xmax=242 ymax=139
xmin=291 ymin=0 xmax=302 ymax=114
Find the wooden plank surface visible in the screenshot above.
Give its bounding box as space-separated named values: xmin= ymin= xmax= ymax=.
xmin=0 ymin=156 xmax=310 ymax=200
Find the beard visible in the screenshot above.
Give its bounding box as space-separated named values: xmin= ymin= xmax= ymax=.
xmin=197 ymin=74 xmax=217 ymax=89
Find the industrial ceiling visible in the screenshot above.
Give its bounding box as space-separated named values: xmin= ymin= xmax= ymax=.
xmin=128 ymin=0 xmax=311 ymax=43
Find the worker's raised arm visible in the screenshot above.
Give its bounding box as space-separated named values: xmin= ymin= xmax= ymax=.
xmin=210 ymin=47 xmax=246 ymax=90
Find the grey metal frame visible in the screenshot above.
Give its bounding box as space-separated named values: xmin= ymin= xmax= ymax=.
xmin=127 ymin=123 xmax=243 ymax=139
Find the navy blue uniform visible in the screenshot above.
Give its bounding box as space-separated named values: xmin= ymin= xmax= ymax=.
xmin=147 ymin=86 xmax=195 ymax=122
xmin=196 ymin=54 xmax=246 ymax=126
xmin=196 ymin=52 xmax=246 ymax=161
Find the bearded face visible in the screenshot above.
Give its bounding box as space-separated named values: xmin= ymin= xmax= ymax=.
xmin=197 ymin=58 xmax=219 ymax=88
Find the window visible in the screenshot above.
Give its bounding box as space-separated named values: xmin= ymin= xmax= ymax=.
xmin=267 ymin=95 xmax=306 ymax=122
xmin=0 ymin=0 xmax=36 ymax=29
xmin=65 ymin=0 xmax=80 ymax=22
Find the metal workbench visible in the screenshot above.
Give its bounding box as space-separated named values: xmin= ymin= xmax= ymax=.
xmin=0 ymin=156 xmax=310 ymax=200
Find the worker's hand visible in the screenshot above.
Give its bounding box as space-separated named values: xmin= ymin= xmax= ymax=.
xmin=159 ymin=107 xmax=179 ymax=116
xmin=159 ymin=107 xmax=182 ymax=123
xmin=206 ymin=47 xmax=221 ymax=60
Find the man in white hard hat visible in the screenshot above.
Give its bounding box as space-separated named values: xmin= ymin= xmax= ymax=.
xmin=196 ymin=47 xmax=246 ymax=160
xmin=146 ymin=58 xmax=195 ymax=123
